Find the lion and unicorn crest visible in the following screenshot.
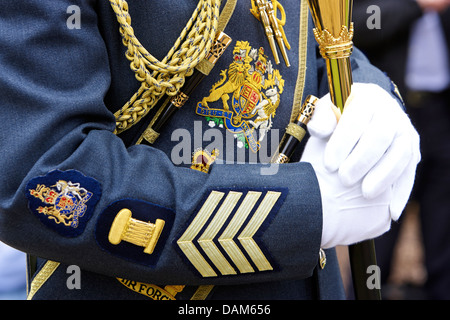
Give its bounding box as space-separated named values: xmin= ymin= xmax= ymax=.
xmin=196 ymin=40 xmax=285 ymax=153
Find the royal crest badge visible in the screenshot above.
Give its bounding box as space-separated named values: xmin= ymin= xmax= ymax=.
xmin=196 ymin=41 xmax=285 ymax=153
xmin=26 ymin=170 xmax=101 ymax=237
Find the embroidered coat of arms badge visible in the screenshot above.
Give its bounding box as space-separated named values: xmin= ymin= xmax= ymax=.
xmin=26 ymin=170 xmax=101 ymax=237
xmin=196 ymin=41 xmax=285 ymax=153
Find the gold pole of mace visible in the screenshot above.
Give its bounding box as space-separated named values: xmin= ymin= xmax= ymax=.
xmin=308 ymin=0 xmax=353 ymax=113
xmin=306 ymin=0 xmax=382 ymax=300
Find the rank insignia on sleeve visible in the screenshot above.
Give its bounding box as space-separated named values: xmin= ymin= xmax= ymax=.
xmin=175 ymin=188 xmax=287 ymax=278
xmin=196 ymin=41 xmax=285 ymax=153
xmin=25 ymin=170 xmax=101 ymax=237
xmin=95 ymin=199 xmax=175 ymax=266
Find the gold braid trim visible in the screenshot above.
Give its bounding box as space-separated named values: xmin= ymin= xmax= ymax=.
xmin=109 ymin=0 xmax=221 ymax=134
xmin=27 ymin=261 xmax=60 ymax=300
xmin=285 ymin=122 xmax=306 ymax=142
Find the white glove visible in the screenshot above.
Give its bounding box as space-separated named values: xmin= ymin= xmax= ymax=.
xmin=301 ymin=83 xmax=421 ymax=249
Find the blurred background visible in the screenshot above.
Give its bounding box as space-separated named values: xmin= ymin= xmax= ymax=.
xmin=0 ymin=241 xmax=27 ymax=300
xmin=339 ymin=0 xmax=450 ymax=300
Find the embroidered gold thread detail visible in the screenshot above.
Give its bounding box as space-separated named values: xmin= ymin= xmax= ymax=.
xmin=178 ymin=190 xmax=281 ymax=277
xmin=109 ymin=0 xmax=221 ymax=134
xmin=196 ymin=41 xmax=285 ymax=153
xmin=191 ymin=285 xmax=215 ymax=300
xmin=165 ymin=285 xmax=186 ymax=296
xmin=291 ymin=0 xmax=310 ymax=122
xmin=177 ymin=191 xmax=225 ymax=277
xmin=27 ymin=261 xmax=60 ymax=300
xmin=198 ymin=192 xmax=243 ymax=275
xmin=116 ymin=278 xmax=179 ymax=300
xmin=238 ymin=191 xmax=281 ymax=271
xmin=218 ymin=191 xmax=262 ymax=273
xmin=142 ymin=127 xmax=160 ymax=144
xmin=285 ymin=122 xmax=306 ymax=142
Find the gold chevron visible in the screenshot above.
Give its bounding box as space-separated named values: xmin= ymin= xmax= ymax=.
xmin=177 ymin=190 xmax=282 ymax=278
xmin=238 ymin=191 xmax=281 ymax=271
xmin=177 ymin=191 xmax=225 ymax=278
xmin=218 ymin=191 xmax=261 ymax=273
xmin=198 ymin=191 xmax=242 ymax=275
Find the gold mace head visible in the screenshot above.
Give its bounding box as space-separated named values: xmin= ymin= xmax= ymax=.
xmin=306 ymin=0 xmax=354 ymax=113
xmin=307 ymin=0 xmax=354 ymax=59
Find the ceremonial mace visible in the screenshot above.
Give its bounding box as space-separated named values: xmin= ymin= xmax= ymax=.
xmin=306 ymin=0 xmax=381 ymax=300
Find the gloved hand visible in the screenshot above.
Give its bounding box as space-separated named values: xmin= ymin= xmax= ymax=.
xmin=301 ymin=83 xmax=421 ymax=249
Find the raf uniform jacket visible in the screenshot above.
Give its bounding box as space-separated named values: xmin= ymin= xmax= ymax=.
xmin=0 ymin=0 xmax=402 ymax=300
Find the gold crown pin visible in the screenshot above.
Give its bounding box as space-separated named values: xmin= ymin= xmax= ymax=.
xmin=190 ymin=148 xmax=219 ymax=173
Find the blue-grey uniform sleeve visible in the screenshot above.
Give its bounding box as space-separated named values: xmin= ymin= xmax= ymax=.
xmin=352 ymin=47 xmax=403 ymax=103
xmin=317 ymin=43 xmax=405 ymax=108
xmin=0 ymin=1 xmax=322 ymax=285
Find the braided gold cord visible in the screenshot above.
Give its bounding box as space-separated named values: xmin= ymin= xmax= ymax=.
xmin=110 ymin=0 xmax=221 ymax=134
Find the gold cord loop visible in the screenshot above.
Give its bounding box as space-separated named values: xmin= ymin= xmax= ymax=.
xmin=109 ymin=0 xmax=221 ymax=134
